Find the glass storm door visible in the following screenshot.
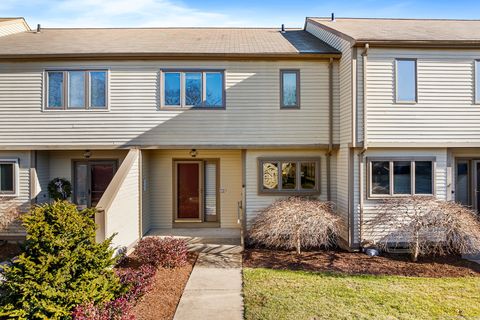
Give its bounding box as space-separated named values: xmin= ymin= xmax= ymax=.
xmin=475 ymin=161 xmax=480 ymax=213
xmin=176 ymin=161 xmax=202 ymax=220
xmin=74 ymin=161 xmax=116 ymax=209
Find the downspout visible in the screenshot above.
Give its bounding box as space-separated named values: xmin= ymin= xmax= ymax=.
xmin=358 ymin=43 xmax=369 ymax=247
xmin=326 ymin=58 xmax=334 ymax=202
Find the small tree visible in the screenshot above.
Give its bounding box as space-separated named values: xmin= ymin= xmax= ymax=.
xmin=248 ymin=197 xmax=340 ymax=254
xmin=0 ymin=201 xmax=121 ymax=319
xmin=366 ymin=196 xmax=480 ymax=262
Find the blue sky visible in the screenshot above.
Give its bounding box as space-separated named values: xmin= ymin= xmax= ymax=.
xmin=1 ymin=0 xmax=480 ymax=28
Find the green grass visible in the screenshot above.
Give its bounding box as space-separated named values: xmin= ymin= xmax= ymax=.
xmin=243 ymin=268 xmax=480 ymax=320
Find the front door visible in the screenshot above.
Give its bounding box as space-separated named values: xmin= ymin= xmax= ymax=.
xmin=176 ymin=161 xmax=202 ymax=221
xmin=475 ymin=161 xmax=480 ymax=212
xmin=74 ymin=160 xmax=117 ymax=209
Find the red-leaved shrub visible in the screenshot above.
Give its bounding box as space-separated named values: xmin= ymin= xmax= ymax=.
xmin=135 ymin=237 xmax=188 ymax=268
xmin=115 ymin=264 xmax=156 ymax=303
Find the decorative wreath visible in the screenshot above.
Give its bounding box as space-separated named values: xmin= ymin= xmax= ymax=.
xmin=48 ymin=178 xmax=72 ymax=200
xmin=263 ymin=163 xmax=279 ymax=189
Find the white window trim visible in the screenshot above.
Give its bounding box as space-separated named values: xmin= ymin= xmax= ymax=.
xmin=475 ymin=60 xmax=480 ymax=104
xmin=257 ymin=157 xmax=321 ymax=195
xmin=160 ymin=69 xmax=226 ymax=109
xmin=394 ymin=58 xmax=418 ymax=104
xmin=43 ymin=69 xmax=110 ymax=111
xmin=367 ymin=157 xmax=436 ymax=199
xmin=0 ymin=159 xmax=19 ymax=197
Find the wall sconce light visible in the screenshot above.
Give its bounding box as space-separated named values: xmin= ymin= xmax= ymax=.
xmin=83 ymin=150 xmax=92 ymax=159
xmin=190 ymin=149 xmax=197 ymax=158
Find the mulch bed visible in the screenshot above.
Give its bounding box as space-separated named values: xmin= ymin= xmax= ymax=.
xmin=131 ymin=252 xmax=197 ymax=320
xmin=243 ymin=248 xmax=480 ymax=278
xmin=0 ymin=242 xmax=21 ymax=261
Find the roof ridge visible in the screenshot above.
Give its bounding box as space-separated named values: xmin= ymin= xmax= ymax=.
xmin=308 ymin=16 xmax=480 ymax=22
xmin=35 ymin=27 xmax=303 ymax=30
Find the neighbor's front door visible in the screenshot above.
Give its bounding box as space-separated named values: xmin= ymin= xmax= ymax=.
xmin=176 ymin=161 xmax=202 ymax=220
xmin=74 ymin=160 xmax=117 ymax=209
xmin=476 ymin=161 xmax=480 ymax=213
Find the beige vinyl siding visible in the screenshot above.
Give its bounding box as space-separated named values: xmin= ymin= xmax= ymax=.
xmin=335 ymin=146 xmax=350 ymax=241
xmin=104 ymin=150 xmax=140 ymax=250
xmin=366 ymin=48 xmax=480 ymax=146
xmin=0 ymin=150 xmax=30 ymax=236
xmin=147 ymin=149 xmax=242 ymax=229
xmin=35 ymin=150 xmax=50 ymax=203
xmin=141 ymin=150 xmax=151 ymax=235
xmin=245 ymin=149 xmax=335 ymax=228
xmin=0 ymin=60 xmax=334 ymax=148
xmin=306 ymin=21 xmax=352 ymax=145
xmin=355 ymin=148 xmax=448 ymax=243
xmin=0 ymin=20 xmax=28 ymax=38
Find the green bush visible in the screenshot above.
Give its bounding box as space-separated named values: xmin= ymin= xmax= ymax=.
xmin=0 ymin=201 xmax=122 ymax=320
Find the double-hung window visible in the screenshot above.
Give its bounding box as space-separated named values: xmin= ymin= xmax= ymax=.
xmin=395 ymin=59 xmax=417 ymax=103
xmin=258 ymin=158 xmax=320 ymax=194
xmin=46 ymin=70 xmax=108 ymax=110
xmin=369 ymin=158 xmax=434 ymax=198
xmin=0 ymin=160 xmax=17 ymax=196
xmin=280 ymin=70 xmax=300 ymax=108
xmin=162 ymin=70 xmax=224 ymax=108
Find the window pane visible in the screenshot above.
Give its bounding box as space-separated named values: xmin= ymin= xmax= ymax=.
xmin=48 ymin=72 xmax=64 ymax=108
xmin=164 ymin=73 xmax=181 ymax=106
xmin=396 ymin=60 xmax=416 ymax=102
xmin=90 ymin=71 xmax=107 ymax=108
xmin=262 ymin=162 xmax=278 ymax=190
xmin=371 ymin=161 xmax=390 ymax=195
xmin=0 ymin=163 xmax=14 ymax=192
xmin=205 ymin=73 xmax=223 ymax=107
xmin=456 ymin=161 xmax=469 ymax=206
xmin=281 ymin=162 xmax=296 ymax=190
xmin=415 ymin=161 xmax=433 ymax=194
xmin=68 ymin=71 xmax=85 ymax=108
xmin=476 ymin=61 xmax=480 ymax=103
xmin=301 ymin=162 xmax=316 ymax=189
xmin=282 ymin=72 xmax=298 ymax=107
xmin=393 ymin=161 xmax=411 ymax=194
xmin=185 ymin=72 xmax=202 ymax=106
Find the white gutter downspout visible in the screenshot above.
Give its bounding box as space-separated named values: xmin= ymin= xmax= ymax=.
xmin=358 ymin=43 xmax=369 ymax=247
xmin=327 ymin=58 xmax=334 ymax=201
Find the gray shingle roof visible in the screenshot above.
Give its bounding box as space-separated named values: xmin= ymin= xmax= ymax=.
xmin=308 ymin=17 xmax=480 ymax=45
xmin=0 ymin=27 xmax=339 ymax=58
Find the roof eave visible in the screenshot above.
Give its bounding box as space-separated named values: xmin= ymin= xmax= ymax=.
xmin=0 ymin=52 xmax=342 ymax=61
xmin=354 ymin=40 xmax=480 ymax=48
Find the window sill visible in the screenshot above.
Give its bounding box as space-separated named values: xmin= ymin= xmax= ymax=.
xmin=42 ymin=108 xmax=110 ymax=112
xmin=160 ymin=106 xmax=226 ymax=111
xmin=367 ymin=194 xmax=434 ymax=200
xmin=258 ymin=190 xmax=321 ymax=196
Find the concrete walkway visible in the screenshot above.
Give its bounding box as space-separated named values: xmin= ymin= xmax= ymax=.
xmin=173 ymin=252 xmax=243 ymax=320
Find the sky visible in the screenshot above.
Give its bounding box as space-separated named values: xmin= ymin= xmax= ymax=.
xmin=1 ymin=0 xmax=480 ymax=28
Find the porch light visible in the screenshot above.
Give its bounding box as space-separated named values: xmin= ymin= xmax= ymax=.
xmin=83 ymin=150 xmax=91 ymax=159
xmin=190 ymin=149 xmax=197 ymax=158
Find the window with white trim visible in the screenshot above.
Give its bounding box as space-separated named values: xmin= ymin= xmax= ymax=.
xmin=46 ymin=70 xmax=108 ymax=110
xmin=258 ymin=158 xmax=320 ymax=194
xmin=395 ymin=59 xmax=417 ymax=103
xmin=162 ymin=71 xmax=224 ymax=108
xmin=0 ymin=160 xmax=17 ymax=195
xmin=369 ymin=159 xmax=434 ymax=197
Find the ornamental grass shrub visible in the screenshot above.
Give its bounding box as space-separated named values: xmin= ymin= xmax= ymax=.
xmin=248 ymin=197 xmax=340 ymax=254
xmin=135 ymin=237 xmax=188 ymax=268
xmin=0 ymin=201 xmax=121 ymax=320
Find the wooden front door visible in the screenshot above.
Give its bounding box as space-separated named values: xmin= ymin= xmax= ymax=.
xmin=176 ymin=161 xmax=202 ymax=220
xmin=74 ymin=160 xmax=117 ymax=208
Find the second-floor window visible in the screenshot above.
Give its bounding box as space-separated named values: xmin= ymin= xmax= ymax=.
xmin=162 ymin=71 xmax=224 ymax=108
xmin=395 ymin=59 xmax=417 ymax=103
xmin=46 ymin=70 xmax=108 ymax=110
xmin=280 ymin=70 xmax=300 ymax=108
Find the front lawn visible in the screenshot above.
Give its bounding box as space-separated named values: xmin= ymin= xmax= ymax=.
xmin=243 ymin=267 xmax=480 ymax=320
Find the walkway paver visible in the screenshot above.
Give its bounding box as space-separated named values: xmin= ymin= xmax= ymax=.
xmin=173 ymin=252 xmax=243 ymax=320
